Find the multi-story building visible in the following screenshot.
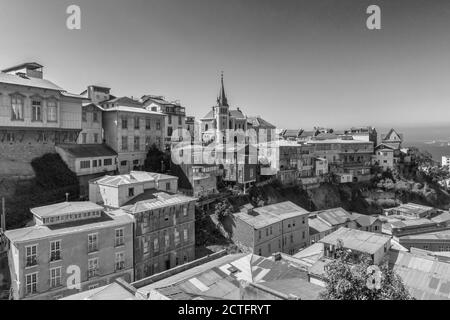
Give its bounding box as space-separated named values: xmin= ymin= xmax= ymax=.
xmin=308 ymin=208 xmax=358 ymax=244
xmin=121 ymin=192 xmax=197 ymax=280
xmin=306 ymin=136 xmax=374 ymax=182
xmin=141 ymin=95 xmax=186 ymax=150
xmin=4 ymin=201 xmax=134 ymax=300
xmin=442 ymin=155 xmax=450 ymax=169
xmin=98 ymin=95 xmax=166 ymax=174
xmin=383 ymin=203 xmax=439 ymax=219
xmin=231 ymin=201 xmax=310 ymax=256
xmin=55 ymin=144 xmax=118 ymax=197
xmin=0 ymin=62 xmax=84 ymax=177
xmin=381 ymin=128 xmax=403 ymax=150
xmin=78 ymin=103 xmax=104 ymax=145
xmin=345 ymin=126 xmax=377 ymax=146
xmin=171 ymin=144 xmax=220 ymax=198
xmin=89 ymin=171 xmax=179 ymax=208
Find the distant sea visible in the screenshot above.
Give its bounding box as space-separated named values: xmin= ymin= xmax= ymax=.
xmin=378 ymin=125 xmax=450 ymax=162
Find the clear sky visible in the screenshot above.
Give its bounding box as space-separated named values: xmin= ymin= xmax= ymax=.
xmin=1 ymin=0 xmax=450 ymax=129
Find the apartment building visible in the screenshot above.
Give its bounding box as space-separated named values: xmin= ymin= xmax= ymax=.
xmin=344 ymin=126 xmax=378 ymax=146
xmin=4 ymin=201 xmax=134 ymax=300
xmin=79 ymin=103 xmax=104 ymax=145
xmin=121 ymin=192 xmax=197 ymax=280
xmin=0 ymin=62 xmax=84 ymax=177
xmin=170 ymin=144 xmax=221 ymax=198
xmin=89 ymin=171 xmax=179 ymax=208
xmin=231 ymin=201 xmax=310 ymax=256
xmin=100 ymin=97 xmax=166 ymax=174
xmin=141 ymin=95 xmax=186 ymax=150
xmin=305 ymin=136 xmax=374 ymax=182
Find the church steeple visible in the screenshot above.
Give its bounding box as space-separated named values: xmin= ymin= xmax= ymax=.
xmin=217 ymin=72 xmax=229 ymax=107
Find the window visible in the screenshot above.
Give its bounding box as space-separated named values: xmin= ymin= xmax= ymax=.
xmin=80 ymin=160 xmax=90 ymax=169
xmin=50 ymin=240 xmax=61 ymax=262
xmin=25 ymin=273 xmax=38 ymax=295
xmin=168 ymin=115 xmax=172 ymax=125
xmin=115 ymin=252 xmax=125 ymax=271
xmin=94 ymin=133 xmax=99 ymax=143
xmin=290 ymin=234 xmax=294 ymax=243
xmin=302 ymin=231 xmax=306 ymax=239
xmin=128 ymin=188 xmax=134 ymax=197
xmin=134 ymin=136 xmax=140 ymax=151
xmin=50 ymin=267 xmax=62 ymax=288
xmin=93 ymin=160 xmax=98 ymax=168
xmin=146 ymin=118 xmax=151 ymax=130
xmin=88 ymin=233 xmax=98 ymax=253
xmin=47 ymin=101 xmax=58 ymax=122
xmin=258 ymin=248 xmax=262 ymax=256
xmin=183 ymin=207 xmax=188 ymax=217
xmin=88 ymin=284 xmax=99 ymax=290
xmin=104 ymin=158 xmax=112 ymax=166
xmin=166 ymin=182 xmax=171 ymax=191
xmin=122 ymin=136 xmax=128 ymax=151
xmin=26 ymin=245 xmax=38 ymax=267
xmin=93 ymin=111 xmax=98 ymax=123
xmin=134 ymin=117 xmax=140 ymax=129
xmin=82 ymin=109 xmax=87 ymax=122
xmin=11 ymin=95 xmax=24 ymax=120
xmin=423 ymin=245 xmax=429 ymax=250
xmin=122 ymin=118 xmax=128 ymax=129
xmin=183 ymin=229 xmax=188 ymax=242
xmin=31 ymin=100 xmax=42 ymax=121
xmin=175 ymin=230 xmax=180 ymax=246
xmin=178 ymin=116 xmax=182 ymax=126
xmin=82 ymin=133 xmax=87 ymax=144
xmin=165 ymin=232 xmax=169 ymax=247
xmin=156 ymin=121 xmax=161 ymax=130
xmin=133 ymin=160 xmax=139 ymax=165
xmin=258 ymin=230 xmax=261 ymax=239
xmin=266 ymin=228 xmax=269 ymax=237
xmin=154 ymin=238 xmax=159 ymax=252
xmin=121 ymin=161 xmax=127 ymax=167
xmin=168 ymin=127 xmax=173 ymax=137
xmin=115 ymin=228 xmax=124 ymax=247
xmin=88 ymin=258 xmax=99 ymax=278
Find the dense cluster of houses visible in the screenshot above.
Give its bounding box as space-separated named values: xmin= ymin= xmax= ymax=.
xmin=2 ymin=62 xmax=450 ymax=300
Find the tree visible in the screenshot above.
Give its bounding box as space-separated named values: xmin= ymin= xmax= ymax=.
xmin=320 ymin=244 xmax=414 ymax=300
xmin=143 ymin=144 xmax=169 ymax=173
xmin=214 ymin=200 xmax=234 ymax=221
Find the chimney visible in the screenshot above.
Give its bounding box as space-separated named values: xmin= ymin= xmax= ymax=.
xmin=65 ymin=193 xmax=69 ymax=202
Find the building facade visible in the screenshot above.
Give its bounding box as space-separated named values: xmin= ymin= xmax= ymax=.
xmin=5 ymin=201 xmax=134 ymax=300
xmin=0 ymin=62 xmax=84 ymax=177
xmin=231 ymin=201 xmax=310 ymax=256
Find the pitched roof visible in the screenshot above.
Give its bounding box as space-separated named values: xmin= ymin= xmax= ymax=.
xmin=229 ymin=109 xmax=246 ymax=119
xmin=390 ymin=250 xmax=450 ymax=300
xmin=138 ymin=253 xmax=320 ymax=300
xmin=312 ymin=208 xmax=356 ymax=227
xmin=30 ymin=201 xmax=104 ymax=219
xmin=0 ymin=72 xmax=62 ymax=92
xmin=103 ymin=105 xmax=165 ymax=116
xmin=56 ymin=144 xmax=117 ymax=158
xmin=247 ymin=116 xmax=276 ymax=129
xmin=308 ymin=216 xmax=332 ymax=235
xmin=122 ymin=193 xmax=197 ymax=213
xmin=351 ymin=212 xmax=380 ymax=227
xmin=319 ymin=228 xmax=391 ymax=255
xmin=202 ymin=109 xmax=215 ymax=119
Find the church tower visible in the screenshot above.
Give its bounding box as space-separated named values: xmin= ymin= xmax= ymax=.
xmin=215 ymin=72 xmax=230 ymax=132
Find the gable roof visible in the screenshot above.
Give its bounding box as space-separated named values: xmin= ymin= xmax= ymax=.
xmin=56 ymin=144 xmax=117 ymax=158
xmin=382 ymin=128 xmax=403 ymax=142
xmin=247 ymin=116 xmax=276 ymax=129
xmin=319 ymin=227 xmax=391 ymax=255
xmin=390 ymin=250 xmax=450 ymax=300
